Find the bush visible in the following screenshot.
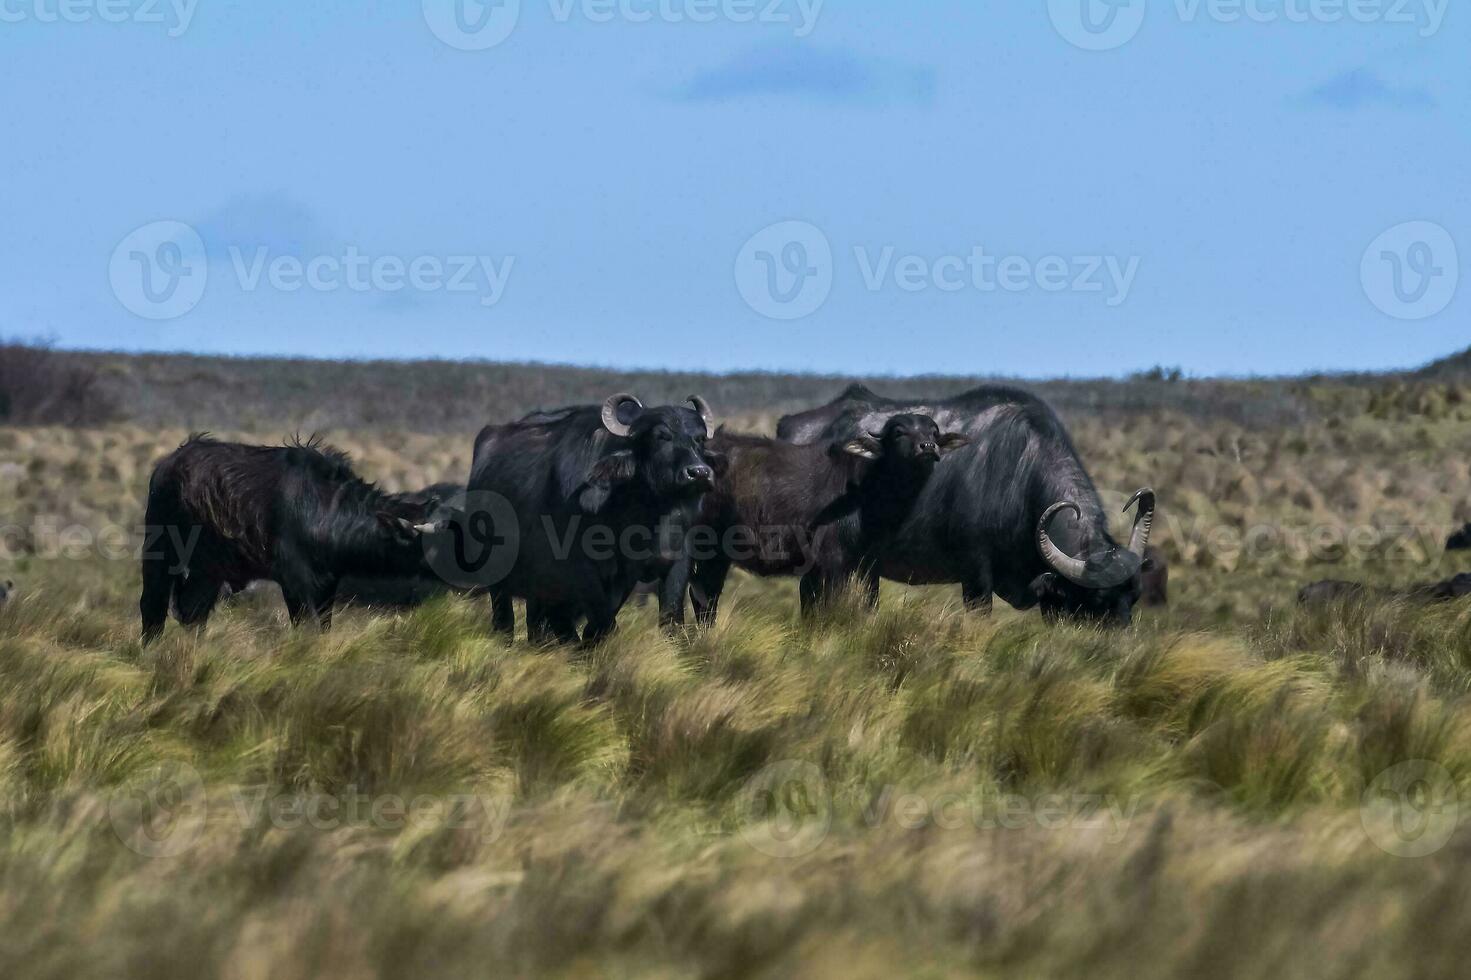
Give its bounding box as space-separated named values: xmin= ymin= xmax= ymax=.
xmin=0 ymin=341 xmax=120 ymax=426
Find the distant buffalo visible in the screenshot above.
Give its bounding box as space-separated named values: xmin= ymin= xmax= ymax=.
xmin=1140 ymin=546 xmax=1169 ymax=607
xmin=1298 ymin=574 xmax=1471 ymax=607
xmin=0 ymin=579 xmax=13 ymax=607
xmin=778 ymin=384 xmax=1157 ymax=625
xmin=1447 ymin=524 xmax=1471 ymax=552
xmin=468 ymin=394 xmax=721 ymax=645
xmin=140 ymin=435 xmax=443 ymax=643
xmin=681 ymin=413 xmax=969 ymax=625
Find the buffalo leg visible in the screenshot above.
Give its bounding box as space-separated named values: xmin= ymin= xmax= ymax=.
xmin=489 ymin=589 xmax=515 ymax=640
xmin=281 ymin=580 xmax=315 ymax=627
xmin=174 ymin=572 xmax=223 ymax=632
xmin=860 ymin=565 xmax=880 ymax=609
xmin=528 ymin=600 xmax=580 ymax=646
xmin=799 ymin=569 xmax=830 ymax=615
xmin=657 ymin=558 xmax=692 ymax=631
xmin=140 ymin=495 xmax=185 ymax=643
xmin=313 ymin=581 xmax=338 ymax=632
xmin=689 ymin=557 xmax=731 ymax=629
xmin=139 ymin=543 xmax=176 ymax=644
xmin=962 ymin=566 xmax=994 ymax=615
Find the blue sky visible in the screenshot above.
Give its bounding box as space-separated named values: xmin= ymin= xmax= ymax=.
xmin=1 ymin=0 xmax=1466 ymax=377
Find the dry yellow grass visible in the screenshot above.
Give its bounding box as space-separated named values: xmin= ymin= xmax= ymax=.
xmin=3 ymin=368 xmax=1471 ymax=978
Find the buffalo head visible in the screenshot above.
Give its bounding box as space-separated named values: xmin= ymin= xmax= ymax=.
xmin=840 ymin=413 xmax=970 ymax=466
xmin=586 ymin=393 xmax=723 ymax=505
xmin=1030 ymin=488 xmax=1157 ymax=626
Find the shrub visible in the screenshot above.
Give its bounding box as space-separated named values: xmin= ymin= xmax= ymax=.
xmin=0 ymin=341 xmax=120 ymax=426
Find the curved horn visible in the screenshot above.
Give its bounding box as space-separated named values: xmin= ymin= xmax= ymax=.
xmin=1038 ymin=501 xmax=1143 ymax=589
xmin=688 ymin=395 xmax=715 ymax=439
xmin=601 ymin=393 xmax=642 ymax=438
xmin=1037 ymin=501 xmax=1090 ymax=583
xmin=1123 ymin=488 xmax=1156 ymax=557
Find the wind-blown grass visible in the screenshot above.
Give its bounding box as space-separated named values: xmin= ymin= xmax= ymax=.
xmin=4 ymin=364 xmax=1471 ymax=976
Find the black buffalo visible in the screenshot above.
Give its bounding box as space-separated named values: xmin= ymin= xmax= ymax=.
xmin=1298 ymin=574 xmax=1471 ymax=606
xmin=0 ymin=579 xmax=12 ymax=607
xmin=140 ymin=436 xmax=443 ymax=642
xmin=777 ymin=385 xmax=1157 ymax=625
xmin=1140 ymin=546 xmax=1169 ymax=607
xmin=467 ymin=394 xmax=720 ymax=645
xmin=681 ymin=413 xmax=969 ymax=626
xmin=1447 ymin=524 xmax=1471 ymax=552
xmin=334 ymin=482 xmax=470 ymax=609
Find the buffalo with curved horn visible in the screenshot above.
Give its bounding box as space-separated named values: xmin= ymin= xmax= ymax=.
xmin=468 ymin=392 xmax=723 ymax=645
xmin=778 ymin=384 xmax=1159 ymax=625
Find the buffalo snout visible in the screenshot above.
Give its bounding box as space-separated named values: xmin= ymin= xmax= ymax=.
xmin=681 ymin=463 xmax=715 ymax=487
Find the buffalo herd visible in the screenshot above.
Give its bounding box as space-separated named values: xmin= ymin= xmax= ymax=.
xmin=127 ymin=382 xmax=1461 ymax=647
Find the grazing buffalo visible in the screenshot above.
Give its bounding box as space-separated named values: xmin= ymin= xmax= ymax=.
xmin=140 ymin=435 xmax=443 ymax=643
xmin=1298 ymin=574 xmax=1471 ymax=606
xmin=1140 ymin=546 xmax=1169 ymax=607
xmin=0 ymin=579 xmax=12 ymax=607
xmin=779 ymin=384 xmax=1157 ymax=625
xmin=1447 ymin=524 xmax=1471 ymax=552
xmin=467 ymin=394 xmax=720 ymax=645
xmin=334 ymin=482 xmax=470 ymax=609
xmin=681 ymin=413 xmax=969 ymax=626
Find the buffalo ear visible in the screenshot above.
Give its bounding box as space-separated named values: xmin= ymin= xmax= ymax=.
xmin=842 ymin=437 xmax=883 ymax=461
xmin=587 ymin=451 xmax=637 ymax=490
xmin=937 ymin=433 xmax=971 ymax=455
xmin=702 ymin=450 xmax=730 ymax=477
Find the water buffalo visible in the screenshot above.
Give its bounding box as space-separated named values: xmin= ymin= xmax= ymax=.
xmin=1298 ymin=574 xmax=1471 ymax=606
xmin=1140 ymin=546 xmax=1169 ymax=607
xmin=680 ymin=413 xmax=969 ymax=626
xmin=467 ymin=394 xmax=720 ymax=645
xmin=140 ymin=435 xmax=443 ymax=643
xmin=334 ymin=482 xmax=470 ymax=608
xmin=779 ymin=385 xmax=1157 ymax=625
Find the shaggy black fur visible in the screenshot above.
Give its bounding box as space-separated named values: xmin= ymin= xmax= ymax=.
xmin=140 ymin=435 xmax=438 ymax=642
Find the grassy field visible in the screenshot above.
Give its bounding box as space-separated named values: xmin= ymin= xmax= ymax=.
xmin=3 ymin=349 xmax=1471 ymax=977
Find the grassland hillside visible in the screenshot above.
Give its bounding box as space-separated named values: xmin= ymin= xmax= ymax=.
xmin=2 ymin=344 xmax=1471 ymax=978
